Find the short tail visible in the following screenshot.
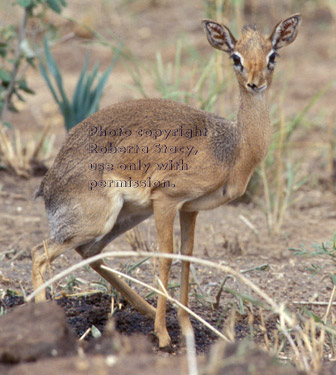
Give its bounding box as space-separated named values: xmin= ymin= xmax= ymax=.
xmin=34 ymin=182 xmax=44 ymax=200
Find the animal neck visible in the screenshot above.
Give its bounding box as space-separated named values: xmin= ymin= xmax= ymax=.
xmin=236 ymin=86 xmax=271 ymax=163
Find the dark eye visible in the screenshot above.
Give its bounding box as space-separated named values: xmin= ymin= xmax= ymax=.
xmin=267 ymin=51 xmax=279 ymax=69
xmin=231 ymin=53 xmax=243 ymax=71
xmin=269 ymin=52 xmax=276 ymax=63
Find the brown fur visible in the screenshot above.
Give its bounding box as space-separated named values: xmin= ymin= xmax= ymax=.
xmin=32 ymin=14 xmax=301 ymax=348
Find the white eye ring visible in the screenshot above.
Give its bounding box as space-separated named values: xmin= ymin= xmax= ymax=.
xmin=266 ymin=49 xmax=278 ymax=69
xmin=231 ymin=52 xmax=244 ymax=71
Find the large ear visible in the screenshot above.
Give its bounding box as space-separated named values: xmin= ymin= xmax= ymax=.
xmin=270 ymin=14 xmax=302 ymax=50
xmin=202 ymin=19 xmax=236 ymax=53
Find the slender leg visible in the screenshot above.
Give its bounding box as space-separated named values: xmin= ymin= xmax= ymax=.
xmin=177 ymin=211 xmax=198 ymax=336
xmin=32 ymin=210 xmax=156 ymax=318
xmin=31 ymin=239 xmax=71 ymax=302
xmin=153 ymin=200 xmax=177 ymax=348
xmin=76 ymin=218 xmax=156 ymax=320
xmin=89 ymin=258 xmax=156 ymax=318
xmin=32 ymin=193 xmax=125 ymax=301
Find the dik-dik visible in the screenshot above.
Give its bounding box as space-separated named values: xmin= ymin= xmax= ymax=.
xmin=32 ymin=14 xmax=301 ymax=348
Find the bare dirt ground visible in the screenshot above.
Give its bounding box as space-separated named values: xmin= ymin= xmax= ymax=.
xmin=0 ymin=0 xmax=336 ymax=374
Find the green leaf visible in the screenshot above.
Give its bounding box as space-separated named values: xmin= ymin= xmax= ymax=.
xmin=40 ymin=39 xmax=119 ymax=131
xmin=87 ymin=62 xmax=113 ymax=115
xmin=127 ymin=256 xmax=151 ymax=274
xmin=330 ymin=273 xmax=336 ymax=286
xmin=15 ymin=91 xmax=25 ymax=101
xmin=303 ymin=307 xmax=323 ymax=323
xmin=18 ymin=80 xmax=35 ymax=94
xmin=42 ymin=37 xmax=71 ymax=112
xmin=224 ymin=287 xmax=267 ymax=308
xmin=0 ymin=46 xmax=7 ymax=58
xmin=80 ymin=63 xmax=99 ymax=118
xmin=72 ymin=53 xmax=90 ymax=113
xmin=8 ymin=102 xmax=19 ymax=113
xmin=46 ymin=0 xmax=63 ymax=13
xmin=2 ymin=121 xmax=12 ymax=128
xmin=39 ymin=60 xmax=61 ymax=105
xmin=17 ymin=0 xmax=33 ymax=8
xmin=77 ymin=61 xmax=99 ymax=121
xmin=43 ymin=38 xmax=59 ymax=79
xmin=0 ymin=69 xmax=11 ymax=83
xmin=91 ymin=325 xmax=101 ymax=338
xmin=26 ymin=57 xmax=36 ymax=68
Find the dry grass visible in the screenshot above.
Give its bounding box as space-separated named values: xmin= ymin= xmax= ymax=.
xmin=0 ymin=121 xmax=54 ymax=177
xmin=26 ymin=249 xmax=336 ymax=374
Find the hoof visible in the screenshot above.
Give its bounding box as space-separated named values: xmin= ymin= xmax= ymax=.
xmin=156 ymin=330 xmax=172 ymax=349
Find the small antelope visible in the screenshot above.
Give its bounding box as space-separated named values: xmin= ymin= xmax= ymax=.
xmin=32 ymin=14 xmax=301 ymax=348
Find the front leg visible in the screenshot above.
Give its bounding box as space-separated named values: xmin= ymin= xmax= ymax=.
xmin=178 ymin=211 xmax=198 ymax=336
xmin=153 ymin=199 xmax=177 ymax=348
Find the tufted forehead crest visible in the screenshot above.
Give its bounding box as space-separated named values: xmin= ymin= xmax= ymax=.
xmin=242 ymin=24 xmax=257 ymax=33
xmin=237 ymin=24 xmax=268 ymax=53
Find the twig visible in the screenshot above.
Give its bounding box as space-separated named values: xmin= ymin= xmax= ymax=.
xmin=274 ymin=98 xmax=285 ymax=233
xmin=11 ymin=249 xmax=27 ymax=261
xmin=279 ymin=305 xmax=309 ymax=372
xmin=23 ymin=248 xmax=336 ymax=371
xmin=259 ymin=309 xmax=270 ymax=350
xmin=213 ymin=276 xmax=231 ymax=309
xmin=292 ymin=301 xmax=336 ymax=306
xmin=239 ymin=214 xmax=259 ymax=236
xmin=101 ymin=264 xmax=230 ymax=343
xmin=186 ymin=328 xmax=198 ymax=375
xmin=190 ymin=264 xmax=208 ymax=297
xmin=324 ymin=284 xmax=336 ymax=324
xmin=25 ymin=251 xmax=296 ymax=326
xmin=328 ymin=114 xmax=335 ymax=192
xmin=260 ymin=161 xmax=272 ymax=232
xmin=31 ymin=120 xmax=52 ymax=160
xmin=0 ymin=124 xmax=28 ymax=176
xmin=79 ymin=327 xmax=91 ymax=341
xmin=241 ymin=264 xmax=269 ymax=274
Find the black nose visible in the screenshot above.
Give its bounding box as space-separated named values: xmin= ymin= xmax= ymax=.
xmin=247 ymin=83 xmax=257 ymax=90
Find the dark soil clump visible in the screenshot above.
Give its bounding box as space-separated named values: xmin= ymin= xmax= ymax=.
xmin=0 ymin=292 xmax=222 ymax=354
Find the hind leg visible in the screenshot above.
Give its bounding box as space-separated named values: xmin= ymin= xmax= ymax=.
xmin=32 ymin=193 xmax=125 ymax=301
xmin=31 ymin=239 xmax=72 ymax=301
xmin=76 ymin=213 xmax=156 ymax=319
xmin=90 ymin=258 xmax=155 ymax=318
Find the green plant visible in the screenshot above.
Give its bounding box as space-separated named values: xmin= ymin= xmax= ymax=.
xmin=328 ymin=115 xmax=336 ymax=192
xmin=0 ymin=0 xmax=66 ymax=176
xmin=258 ymin=160 xmax=307 ymax=234
xmin=39 ymin=38 xmax=120 ymax=131
xmin=0 ymin=0 xmax=67 ymax=126
xmin=289 ymin=233 xmax=336 ymax=273
xmin=64 ymin=275 xmax=81 ymax=294
xmin=250 ymin=79 xmax=334 ymax=234
xmin=129 ymin=39 xmax=228 ymax=113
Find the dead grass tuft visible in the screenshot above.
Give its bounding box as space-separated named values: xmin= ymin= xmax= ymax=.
xmin=0 ymin=121 xmax=53 ymax=177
